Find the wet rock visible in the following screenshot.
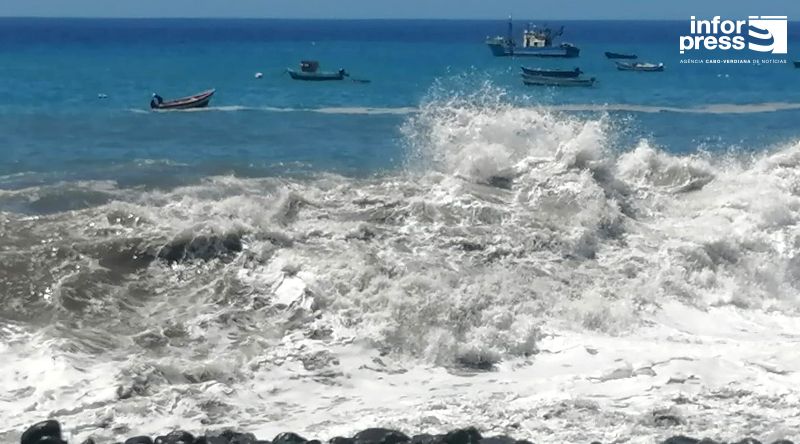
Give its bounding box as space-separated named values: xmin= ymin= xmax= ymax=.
xmin=733 ymin=439 xmax=762 ymax=444
xmin=125 ymin=437 xmax=155 ymax=444
xmin=155 ymin=430 xmax=195 ymax=444
xmin=410 ymin=435 xmax=443 ymax=444
xmin=273 ymin=432 xmax=308 ymax=444
xmin=330 ymin=438 xmax=355 ymax=444
xmin=770 ymin=441 xmax=795 ymax=444
xmin=81 ymin=439 xmax=97 ymax=444
xmin=478 ymin=436 xmax=516 ymax=444
xmin=660 ymin=437 xmax=699 ymax=444
xmin=21 ymin=420 xmax=64 ymax=444
xmin=353 ymin=429 xmax=410 ymax=444
xmin=444 ymin=428 xmax=482 ymax=444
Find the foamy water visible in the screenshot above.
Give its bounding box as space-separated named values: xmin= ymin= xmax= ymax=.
xmin=2 ymin=91 xmax=800 ymax=443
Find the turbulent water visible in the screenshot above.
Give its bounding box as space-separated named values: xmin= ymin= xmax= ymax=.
xmin=2 ymin=18 xmax=800 ymax=444
xmin=3 ymin=91 xmax=800 ymax=442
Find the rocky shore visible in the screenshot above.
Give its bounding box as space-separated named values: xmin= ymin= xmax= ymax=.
xmin=18 ymin=420 xmax=797 ymax=444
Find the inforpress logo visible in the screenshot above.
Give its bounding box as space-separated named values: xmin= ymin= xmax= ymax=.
xmin=679 ymin=16 xmax=788 ymax=55
xmin=748 ymin=16 xmax=787 ymax=53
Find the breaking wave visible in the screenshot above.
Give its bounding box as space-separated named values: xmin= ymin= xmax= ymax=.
xmin=3 ymin=85 xmax=800 ymax=441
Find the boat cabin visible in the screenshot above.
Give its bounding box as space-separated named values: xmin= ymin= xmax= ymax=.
xmin=300 ymin=60 xmax=320 ymax=73
xmin=522 ymin=25 xmax=560 ymax=48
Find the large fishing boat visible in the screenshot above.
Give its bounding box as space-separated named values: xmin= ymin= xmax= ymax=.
xmin=486 ymin=18 xmax=580 ymax=58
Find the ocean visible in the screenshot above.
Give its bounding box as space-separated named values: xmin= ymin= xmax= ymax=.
xmin=1 ymin=18 xmax=800 ymax=443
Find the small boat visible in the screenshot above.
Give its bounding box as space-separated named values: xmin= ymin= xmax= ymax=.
xmin=616 ymin=62 xmax=664 ymax=72
xmin=486 ymin=18 xmax=580 ymax=58
xmin=793 ymin=60 xmax=800 ymax=68
xmin=150 ymin=89 xmax=215 ymax=110
xmin=522 ymin=75 xmax=595 ymax=87
xmin=520 ymin=66 xmax=582 ymax=78
xmin=287 ymin=60 xmax=348 ymax=81
xmin=605 ymin=51 xmax=638 ymax=59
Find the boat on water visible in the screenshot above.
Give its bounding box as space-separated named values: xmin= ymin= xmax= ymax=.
xmin=150 ymin=89 xmax=215 ymax=110
xmin=793 ymin=60 xmax=800 ymax=68
xmin=520 ymin=66 xmax=582 ymax=78
xmin=616 ymin=61 xmax=664 ymax=72
xmin=486 ymin=18 xmax=579 ymax=58
xmin=605 ymin=51 xmax=638 ymax=59
xmin=287 ymin=60 xmax=348 ymax=81
xmin=521 ymin=75 xmax=595 ymax=87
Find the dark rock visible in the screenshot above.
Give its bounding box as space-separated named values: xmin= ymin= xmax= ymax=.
xmin=478 ymin=436 xmax=516 ymax=444
xmin=82 ymin=439 xmax=97 ymax=444
xmin=660 ymin=437 xmax=699 ymax=444
xmin=698 ymin=440 xmax=722 ymax=444
xmin=155 ymin=430 xmax=195 ymax=444
xmin=444 ymin=428 xmax=482 ymax=444
xmin=514 ymin=441 xmax=533 ymax=444
xmin=770 ymin=441 xmax=795 ymax=444
xmin=353 ymin=428 xmax=410 ymax=444
xmin=733 ymin=439 xmax=762 ymax=444
xmin=273 ymin=432 xmax=308 ymax=444
xmin=410 ymin=435 xmax=444 ymax=444
xmin=330 ymin=437 xmax=355 ymax=444
xmin=125 ymin=437 xmax=155 ymax=444
xmin=21 ymin=420 xmax=63 ymax=444
xmin=307 ymin=440 xmax=322 ymax=444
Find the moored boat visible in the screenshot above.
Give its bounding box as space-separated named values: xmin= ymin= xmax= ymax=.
xmin=793 ymin=60 xmax=800 ymax=68
xmin=520 ymin=66 xmax=582 ymax=78
xmin=616 ymin=61 xmax=664 ymax=72
xmin=605 ymin=51 xmax=638 ymax=59
xmin=521 ymin=75 xmax=595 ymax=87
xmin=486 ymin=18 xmax=580 ymax=58
xmin=150 ymin=89 xmax=215 ymax=110
xmin=287 ymin=60 xmax=348 ymax=81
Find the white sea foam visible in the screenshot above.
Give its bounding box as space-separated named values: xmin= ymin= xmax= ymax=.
xmin=3 ymin=89 xmax=800 ymax=443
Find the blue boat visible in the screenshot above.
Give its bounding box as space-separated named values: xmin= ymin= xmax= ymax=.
xmin=287 ymin=60 xmax=348 ymax=81
xmin=486 ymin=18 xmax=580 ymax=58
xmin=520 ymin=66 xmax=582 ymax=78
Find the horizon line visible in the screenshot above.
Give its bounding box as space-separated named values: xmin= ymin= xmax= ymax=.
xmin=0 ymin=15 xmax=699 ymax=21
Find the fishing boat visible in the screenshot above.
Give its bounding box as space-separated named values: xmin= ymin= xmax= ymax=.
xmin=605 ymin=51 xmax=638 ymax=59
xmin=486 ymin=18 xmax=579 ymax=58
xmin=287 ymin=60 xmax=348 ymax=81
xmin=520 ymin=66 xmax=582 ymax=78
xmin=521 ymin=75 xmax=595 ymax=87
xmin=793 ymin=60 xmax=800 ymax=68
xmin=616 ymin=61 xmax=664 ymax=72
xmin=150 ymin=89 xmax=215 ymax=110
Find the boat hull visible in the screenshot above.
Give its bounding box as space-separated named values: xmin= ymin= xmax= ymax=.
xmin=605 ymin=51 xmax=638 ymax=59
xmin=520 ymin=66 xmax=582 ymax=78
xmin=152 ymin=90 xmax=215 ymax=110
xmin=288 ymin=69 xmax=346 ymax=81
xmin=487 ymin=43 xmax=580 ymax=58
xmin=793 ymin=61 xmax=800 ymax=68
xmin=521 ymin=75 xmax=595 ymax=87
xmin=616 ymin=62 xmax=664 ymax=72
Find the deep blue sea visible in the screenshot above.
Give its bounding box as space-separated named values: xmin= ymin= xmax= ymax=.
xmin=1 ymin=18 xmax=800 ymax=195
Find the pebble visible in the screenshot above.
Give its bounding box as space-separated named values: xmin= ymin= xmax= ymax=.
xmin=17 ymin=420 xmax=799 ymax=444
